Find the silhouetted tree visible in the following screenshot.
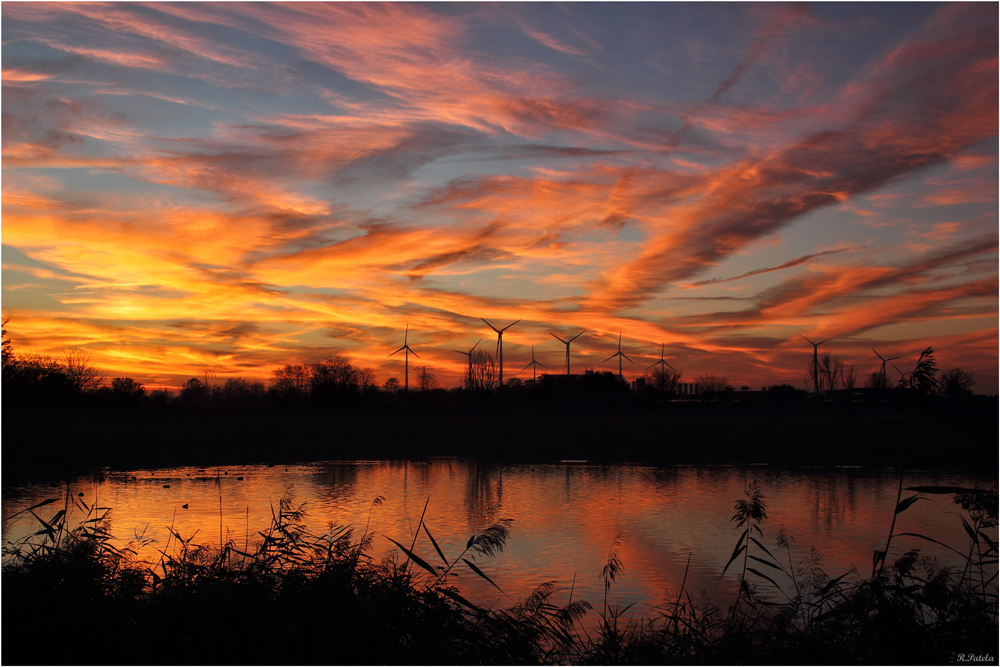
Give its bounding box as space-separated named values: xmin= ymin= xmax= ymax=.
xmin=417 ymin=366 xmax=437 ymax=392
xmin=357 ymin=367 xmax=378 ymax=395
xmin=865 ymin=371 xmax=888 ymax=390
xmin=465 ymin=349 xmax=497 ymax=394
xmin=179 ymin=378 xmax=211 ymax=406
xmin=2 ymin=342 xmax=74 ymax=403
xmin=697 ymin=373 xmax=731 ymax=394
xmin=938 ymin=367 xmax=975 ymax=399
xmin=816 ymin=352 xmax=844 ymax=392
xmin=310 ymin=356 xmax=360 ymax=403
xmin=1 ymin=318 xmax=11 ymax=367
xmin=842 ymin=364 xmax=857 ymax=390
xmin=270 ymin=364 xmax=311 ymax=401
xmin=64 ymin=349 xmax=104 ymax=393
xmin=642 ymin=366 xmax=682 ymax=395
xmin=148 ymin=389 xmax=170 ymax=406
xmin=111 ymin=377 xmax=145 ymax=403
xmin=216 ymin=377 xmax=266 ymax=405
xmin=383 ymin=377 xmax=400 ymax=394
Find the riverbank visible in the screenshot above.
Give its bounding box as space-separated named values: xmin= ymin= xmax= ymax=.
xmin=4 ymin=398 xmax=996 ymax=486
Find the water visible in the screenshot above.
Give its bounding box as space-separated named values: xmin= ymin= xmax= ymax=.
xmin=2 ymin=461 xmax=992 ymax=615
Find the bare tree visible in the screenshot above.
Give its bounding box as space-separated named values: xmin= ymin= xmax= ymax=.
xmin=1 ymin=318 xmax=11 ymax=367
xmin=938 ymin=367 xmax=975 ymax=399
xmin=465 ymin=348 xmax=498 ymax=393
xmin=842 ymin=364 xmax=857 ymax=390
xmin=816 ymin=352 xmax=844 ymax=393
xmin=417 ymin=366 xmax=437 ymax=392
xmin=383 ymin=377 xmax=401 ymax=394
xmin=311 ymin=356 xmax=359 ymax=401
xmin=642 ymin=366 xmax=682 ymax=394
xmin=865 ymin=371 xmax=887 ymax=389
xmin=697 ymin=373 xmax=731 ymax=394
xmin=64 ymin=349 xmax=104 ymax=392
xmin=357 ymin=367 xmax=378 ymax=394
xmin=271 ymin=364 xmax=311 ymax=397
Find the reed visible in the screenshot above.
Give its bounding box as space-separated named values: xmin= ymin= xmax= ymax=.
xmin=2 ymin=480 xmax=996 ymax=664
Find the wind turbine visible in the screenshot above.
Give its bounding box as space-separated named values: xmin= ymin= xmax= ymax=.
xmin=452 ymin=340 xmax=481 ymax=387
xmin=604 ymin=332 xmax=633 ymax=377
xmin=871 ymin=348 xmax=901 ymax=388
xmin=389 ymin=324 xmax=419 ymax=391
xmin=550 ymin=330 xmax=586 ymax=375
xmin=647 ymin=343 xmax=675 ymax=374
xmin=892 ymin=363 xmax=911 ymax=388
xmin=646 ymin=343 xmax=676 ymax=392
xmin=799 ymin=333 xmax=833 ymax=394
xmin=520 ymin=344 xmax=547 ymax=381
xmin=482 ymin=318 xmax=519 ymax=387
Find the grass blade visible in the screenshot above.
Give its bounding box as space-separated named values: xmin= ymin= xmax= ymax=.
xmin=423 ymin=523 xmax=450 ymax=568
xmin=905 ymin=485 xmax=985 ymax=495
xmin=748 ymin=554 xmax=783 ymax=571
xmin=895 ymin=495 xmax=921 ymax=514
xmin=438 ymin=587 xmax=481 ymax=612
xmin=747 ymin=567 xmax=782 ymax=590
xmin=383 ymin=534 xmax=438 ymax=577
xmin=462 ymin=558 xmax=508 ymax=597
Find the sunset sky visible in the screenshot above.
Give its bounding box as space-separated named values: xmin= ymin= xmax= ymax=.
xmin=2 ymin=2 xmax=997 ymax=392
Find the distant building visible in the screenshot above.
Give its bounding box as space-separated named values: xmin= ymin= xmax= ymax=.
xmin=676 ymin=382 xmax=700 ymax=395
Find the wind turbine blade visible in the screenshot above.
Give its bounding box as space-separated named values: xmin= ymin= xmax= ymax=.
xmin=550 ymin=332 xmax=568 ymax=344
xmin=500 ymin=319 xmax=520 ymax=332
xmin=481 ymin=318 xmax=500 ymax=334
xmin=872 ymin=348 xmax=884 ymax=361
xmin=471 ymin=340 xmax=481 ymax=352
xmin=622 ymin=353 xmax=634 ymax=364
xmin=521 ymin=360 xmax=534 ymax=372
xmin=389 ymin=347 xmax=405 ymax=357
xmin=409 ymin=347 xmax=420 ymax=359
xmin=568 ymin=330 xmax=585 ymax=343
xmin=453 ymin=350 xmax=469 ymax=356
xmin=798 ymin=333 xmax=816 ymax=345
xmin=887 ymin=356 xmax=901 ymax=362
xmin=603 ymin=353 xmax=617 ymax=363
xmin=818 ymin=337 xmax=833 ymax=345
xmin=536 ymin=360 xmax=547 ymax=368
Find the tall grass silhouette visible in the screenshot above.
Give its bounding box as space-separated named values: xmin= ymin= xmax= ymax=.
xmin=3 ymin=479 xmax=995 ymax=664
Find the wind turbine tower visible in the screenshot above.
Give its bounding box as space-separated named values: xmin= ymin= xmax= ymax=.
xmin=799 ymin=333 xmax=833 ymax=394
xmin=550 ymin=330 xmax=586 ymax=375
xmin=520 ymin=344 xmax=547 ymax=381
xmin=604 ymin=332 xmax=634 ymax=378
xmin=389 ymin=324 xmax=420 ymax=391
xmin=482 ymin=318 xmax=519 ymax=386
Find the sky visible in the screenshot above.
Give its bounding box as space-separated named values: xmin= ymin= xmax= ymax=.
xmin=2 ymin=2 xmax=997 ymax=392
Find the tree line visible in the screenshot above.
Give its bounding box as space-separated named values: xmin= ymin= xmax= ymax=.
xmin=1 ymin=319 xmax=979 ymax=410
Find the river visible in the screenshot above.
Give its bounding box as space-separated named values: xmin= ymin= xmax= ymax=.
xmin=2 ymin=461 xmax=993 ymax=616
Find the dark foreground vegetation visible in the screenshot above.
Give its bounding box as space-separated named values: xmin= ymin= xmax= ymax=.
xmin=4 ymin=480 xmax=996 ymax=665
